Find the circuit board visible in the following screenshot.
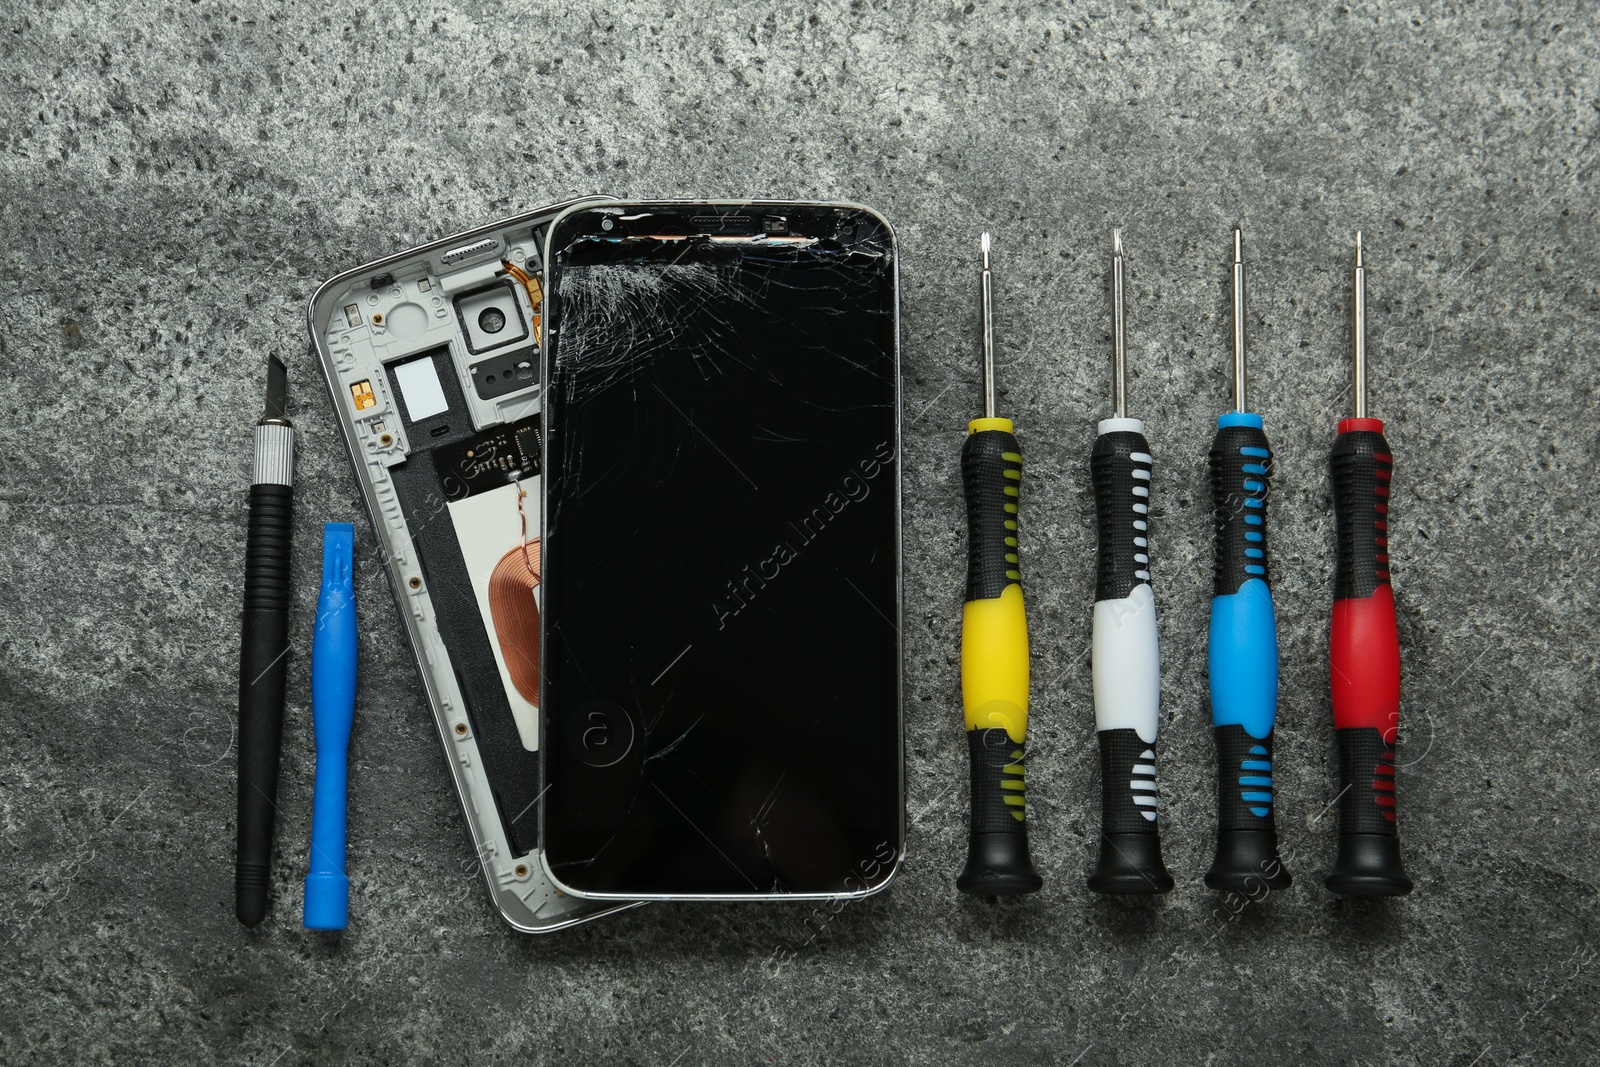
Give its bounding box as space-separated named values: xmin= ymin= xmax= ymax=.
xmin=434 ymin=417 xmax=541 ymax=501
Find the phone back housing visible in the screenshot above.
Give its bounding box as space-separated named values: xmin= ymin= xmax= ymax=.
xmin=307 ymin=197 xmax=639 ymax=932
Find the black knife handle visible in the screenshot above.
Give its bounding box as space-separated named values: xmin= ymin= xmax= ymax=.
xmin=237 ymin=480 xmax=293 ymax=926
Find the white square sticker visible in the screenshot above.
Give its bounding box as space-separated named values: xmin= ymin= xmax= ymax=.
xmin=393 ymin=356 xmax=449 ymax=421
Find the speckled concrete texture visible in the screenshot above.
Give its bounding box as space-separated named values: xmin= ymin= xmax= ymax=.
xmin=2 ymin=2 xmax=1597 ymax=1064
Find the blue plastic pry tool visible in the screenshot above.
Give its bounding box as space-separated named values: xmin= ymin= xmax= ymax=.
xmin=304 ymin=522 xmax=357 ymax=930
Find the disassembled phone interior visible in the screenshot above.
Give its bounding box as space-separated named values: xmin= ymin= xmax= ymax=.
xmin=307 ymin=199 xmax=634 ymax=932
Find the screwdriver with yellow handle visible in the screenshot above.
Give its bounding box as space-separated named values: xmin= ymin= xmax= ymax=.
xmin=956 ymin=232 xmax=1043 ymax=896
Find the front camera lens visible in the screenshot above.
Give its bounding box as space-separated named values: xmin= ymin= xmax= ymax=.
xmin=478 ymin=307 xmax=507 ymax=334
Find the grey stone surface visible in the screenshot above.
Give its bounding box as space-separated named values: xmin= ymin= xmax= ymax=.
xmin=1 ymin=1 xmax=1597 ymax=1064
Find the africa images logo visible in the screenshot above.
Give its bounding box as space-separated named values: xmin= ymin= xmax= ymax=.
xmin=712 ymin=439 xmax=897 ymax=629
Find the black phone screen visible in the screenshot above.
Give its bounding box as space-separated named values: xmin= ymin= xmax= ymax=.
xmin=540 ymin=204 xmax=902 ymax=897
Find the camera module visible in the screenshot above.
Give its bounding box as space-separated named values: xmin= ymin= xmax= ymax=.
xmin=453 ymin=282 xmax=528 ymax=355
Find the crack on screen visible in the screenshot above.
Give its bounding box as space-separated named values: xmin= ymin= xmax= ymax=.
xmin=751 ymin=771 xmax=788 ymax=893
xmin=545 ymin=213 xmax=897 ymax=893
xmin=549 ymin=832 xmax=619 ymax=874
xmin=645 ymin=712 xmax=707 ymax=764
xmin=550 ymin=233 xmax=894 ymax=545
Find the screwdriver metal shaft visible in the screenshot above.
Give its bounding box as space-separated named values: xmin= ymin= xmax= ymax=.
xmin=1233 ymin=227 xmax=1248 ymax=413
xmin=1352 ymin=231 xmax=1368 ymax=419
xmin=981 ymin=232 xmax=997 ymax=420
xmin=1111 ymin=229 xmax=1127 ymax=419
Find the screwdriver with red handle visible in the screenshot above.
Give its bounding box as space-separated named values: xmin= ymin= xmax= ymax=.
xmin=1326 ymin=233 xmax=1414 ymax=897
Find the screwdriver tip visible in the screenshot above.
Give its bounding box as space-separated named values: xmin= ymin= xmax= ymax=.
xmin=1355 ymin=230 xmax=1364 ymax=266
xmin=1113 ymin=227 xmax=1123 ymax=254
xmin=1233 ymin=226 xmax=1243 ymax=262
xmin=981 ymin=231 xmax=991 ymax=253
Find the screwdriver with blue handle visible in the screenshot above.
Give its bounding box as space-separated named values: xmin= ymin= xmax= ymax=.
xmin=1204 ymin=227 xmax=1292 ymax=892
xmin=304 ymin=522 xmax=358 ymax=930
xmin=956 ymin=232 xmax=1042 ymax=896
xmin=1087 ymin=230 xmax=1174 ymax=894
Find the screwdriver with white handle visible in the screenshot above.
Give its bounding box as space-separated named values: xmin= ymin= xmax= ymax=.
xmin=1087 ymin=230 xmax=1174 ymax=894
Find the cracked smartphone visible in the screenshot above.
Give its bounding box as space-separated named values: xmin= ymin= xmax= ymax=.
xmin=307 ymin=198 xmax=641 ymax=932
xmin=538 ymin=201 xmax=905 ymax=901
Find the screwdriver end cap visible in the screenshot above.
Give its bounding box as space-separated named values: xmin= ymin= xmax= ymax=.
xmin=958 ymin=832 xmax=1043 ymax=897
xmin=1088 ymin=833 xmax=1174 ymax=896
xmin=1205 ymin=830 xmax=1292 ymax=893
xmin=1326 ymin=834 xmax=1413 ymax=897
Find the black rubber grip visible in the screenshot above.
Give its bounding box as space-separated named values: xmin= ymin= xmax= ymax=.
xmin=1332 ymin=429 xmax=1392 ymax=600
xmin=962 ymin=429 xmax=1022 ymax=602
xmin=243 ymin=484 xmax=294 ymax=611
xmin=965 ymin=728 xmax=1028 ymax=834
xmin=1209 ymin=424 xmax=1272 ymax=596
xmin=236 ymin=482 xmax=294 ymax=927
xmin=1213 ymin=724 xmax=1278 ymax=832
xmin=1088 ymin=729 xmax=1173 ymax=895
xmin=1091 ymin=429 xmax=1152 ymax=602
xmin=1334 ymin=726 xmax=1398 ymax=836
xmin=1096 ymin=728 xmax=1159 ymax=835
xmin=1204 ymin=725 xmax=1291 ymax=892
xmin=1327 ymin=727 xmax=1413 ymax=896
xmin=957 ymin=728 xmax=1041 ymax=895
